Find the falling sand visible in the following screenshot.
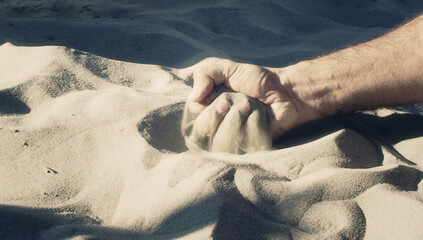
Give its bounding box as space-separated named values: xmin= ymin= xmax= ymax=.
xmin=2 ymin=0 xmax=423 ymax=239
xmin=182 ymin=90 xmax=272 ymax=154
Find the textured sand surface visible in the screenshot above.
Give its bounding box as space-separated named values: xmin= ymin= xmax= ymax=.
xmin=2 ymin=1 xmax=423 ymax=239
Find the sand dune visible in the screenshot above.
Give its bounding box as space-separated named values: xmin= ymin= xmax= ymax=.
xmin=2 ymin=0 xmax=423 ymax=239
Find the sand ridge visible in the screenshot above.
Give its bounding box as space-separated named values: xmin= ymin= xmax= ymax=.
xmin=2 ymin=0 xmax=423 ymax=239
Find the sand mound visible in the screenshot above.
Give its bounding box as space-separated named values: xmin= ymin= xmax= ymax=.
xmin=2 ymin=1 xmax=423 ymax=239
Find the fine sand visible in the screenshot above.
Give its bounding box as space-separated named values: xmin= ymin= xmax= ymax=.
xmin=2 ymin=1 xmax=423 ymax=239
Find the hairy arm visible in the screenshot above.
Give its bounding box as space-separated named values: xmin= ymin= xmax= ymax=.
xmin=281 ymin=14 xmax=423 ymax=122
xmin=188 ymin=14 xmax=423 ymax=138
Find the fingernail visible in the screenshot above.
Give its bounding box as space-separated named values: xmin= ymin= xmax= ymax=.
xmin=188 ymin=88 xmax=199 ymax=101
xmin=217 ymin=101 xmax=230 ymax=114
xmin=239 ymin=103 xmax=250 ymax=116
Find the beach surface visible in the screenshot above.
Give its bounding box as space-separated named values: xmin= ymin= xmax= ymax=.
xmin=1 ymin=0 xmax=423 ymax=239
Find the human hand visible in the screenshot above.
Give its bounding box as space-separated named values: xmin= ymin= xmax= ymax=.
xmin=187 ymin=59 xmax=313 ymax=139
xmin=182 ymin=91 xmax=272 ymax=154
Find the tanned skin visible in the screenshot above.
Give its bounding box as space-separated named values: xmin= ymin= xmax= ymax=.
xmin=188 ymin=14 xmax=423 ymax=138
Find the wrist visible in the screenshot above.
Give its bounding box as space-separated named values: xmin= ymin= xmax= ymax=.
xmin=277 ymin=61 xmax=341 ymax=123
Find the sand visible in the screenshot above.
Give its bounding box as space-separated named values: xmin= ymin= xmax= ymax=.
xmin=1 ymin=1 xmax=423 ymax=239
xmin=182 ymin=90 xmax=272 ymax=154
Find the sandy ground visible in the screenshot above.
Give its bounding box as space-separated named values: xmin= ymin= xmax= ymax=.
xmin=1 ymin=0 xmax=423 ymax=239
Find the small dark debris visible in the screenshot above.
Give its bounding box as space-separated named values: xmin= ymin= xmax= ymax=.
xmin=23 ymin=142 xmax=28 ymax=146
xmin=14 ymin=129 xmax=20 ymax=133
xmin=46 ymin=167 xmax=58 ymax=174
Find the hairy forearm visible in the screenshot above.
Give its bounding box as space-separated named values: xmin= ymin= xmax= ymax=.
xmin=282 ymin=14 xmax=423 ymax=121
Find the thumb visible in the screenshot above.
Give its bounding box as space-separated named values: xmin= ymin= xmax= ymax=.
xmin=187 ymin=60 xmax=233 ymax=114
xmin=188 ymin=60 xmax=230 ymax=102
xmin=188 ymin=70 xmax=215 ymax=102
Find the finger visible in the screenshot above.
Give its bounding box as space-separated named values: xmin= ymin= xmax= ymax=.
xmin=187 ymin=91 xmax=214 ymax=114
xmin=237 ymin=121 xmax=248 ymax=153
xmin=192 ymin=99 xmax=230 ymax=137
xmin=212 ymin=101 xmax=251 ymax=153
xmin=188 ymin=60 xmax=232 ymax=103
xmin=187 ymin=87 xmax=224 ymax=115
xmin=238 ymin=102 xmax=251 ymax=122
xmin=188 ymin=101 xmax=207 ymax=115
xmin=241 ymin=109 xmax=272 ymax=152
xmin=188 ymin=69 xmax=215 ymax=102
xmin=209 ymin=100 xmax=231 ymax=136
